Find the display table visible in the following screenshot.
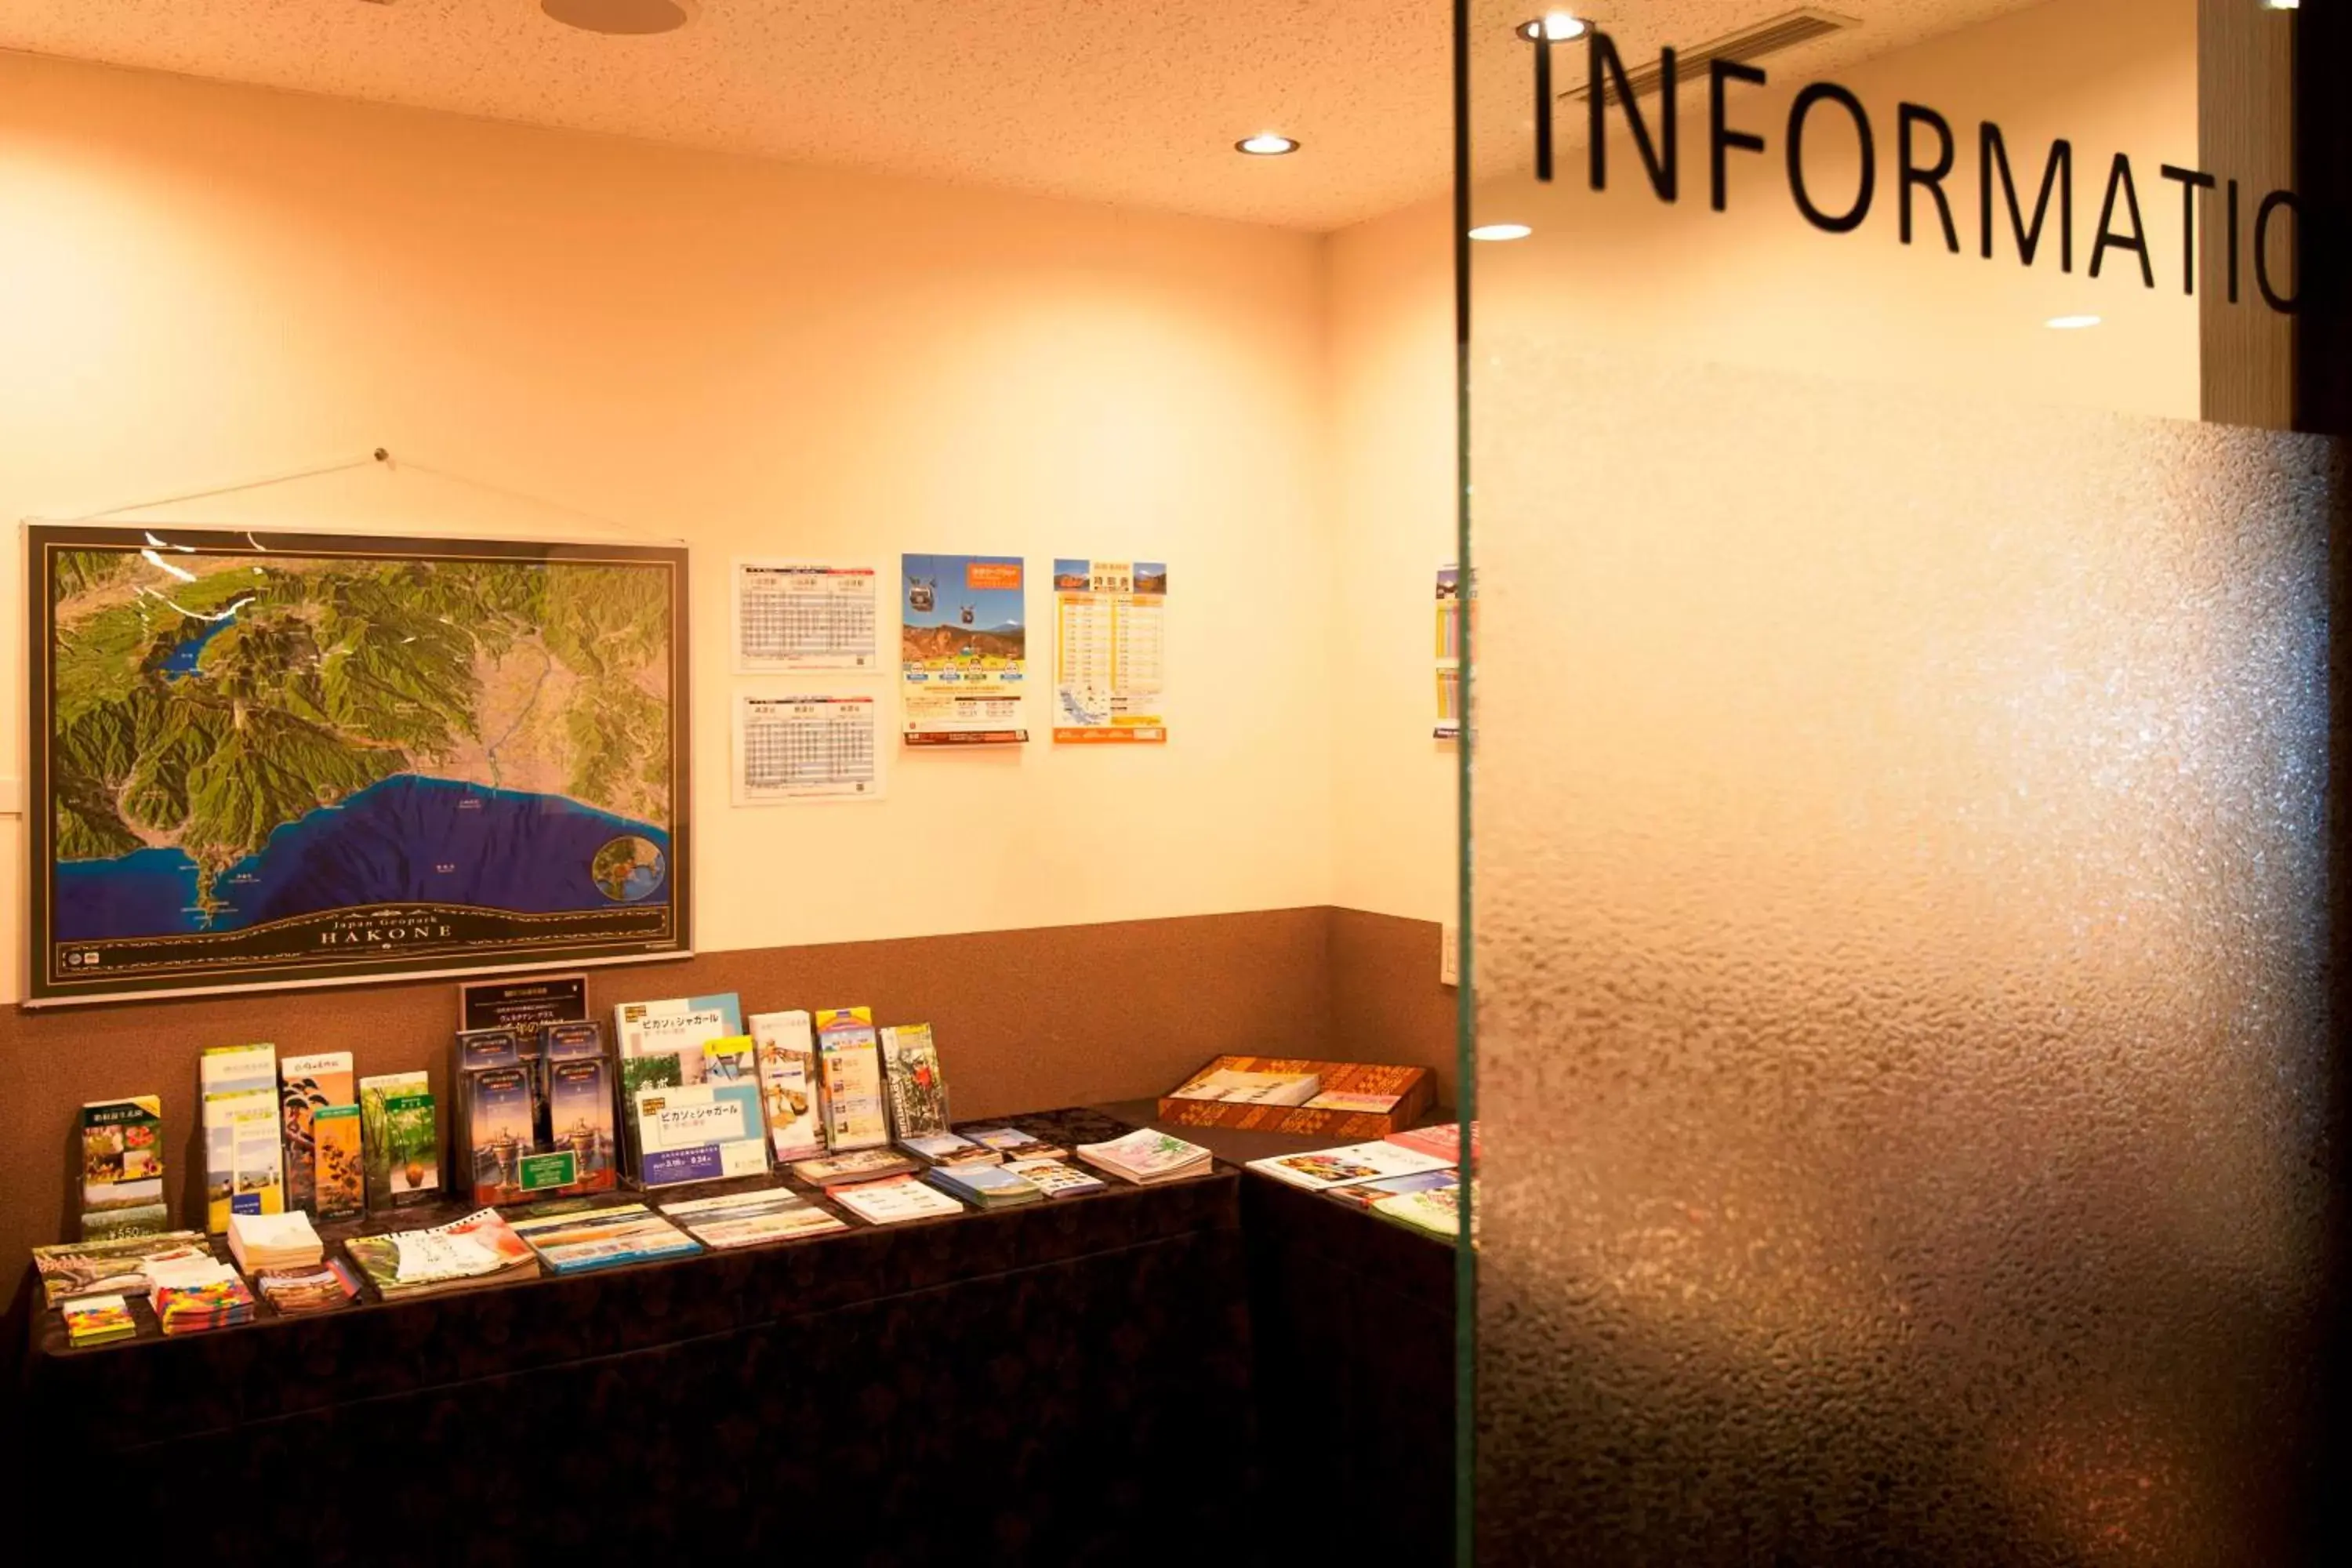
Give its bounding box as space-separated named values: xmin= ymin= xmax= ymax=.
xmin=1097 ymin=1100 xmax=1458 ymax=1565
xmin=20 ymin=1109 xmax=1258 ymax=1565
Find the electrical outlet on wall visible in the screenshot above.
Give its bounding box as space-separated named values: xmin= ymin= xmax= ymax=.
xmin=1440 ymin=922 xmax=1459 ymax=988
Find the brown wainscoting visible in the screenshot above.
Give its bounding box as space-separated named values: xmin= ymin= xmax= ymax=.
xmin=0 ymin=906 xmax=1348 ymax=1319
xmin=1326 ymin=906 xmax=1459 ymax=1104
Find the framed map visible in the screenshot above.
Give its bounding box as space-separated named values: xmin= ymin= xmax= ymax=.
xmin=24 ymin=524 xmax=691 ymax=1006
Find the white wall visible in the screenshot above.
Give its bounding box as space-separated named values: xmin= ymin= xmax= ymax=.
xmin=0 ymin=49 xmax=1338 ymax=1001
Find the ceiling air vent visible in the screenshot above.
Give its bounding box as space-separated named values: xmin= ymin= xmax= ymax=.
xmin=1566 ymin=9 xmax=1860 ymax=102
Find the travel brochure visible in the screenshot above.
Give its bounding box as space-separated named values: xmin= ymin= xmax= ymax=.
xmin=1246 ymin=1139 xmax=1454 ymax=1192
xmin=814 ymin=1007 xmax=889 ymax=1151
xmin=660 ymin=1187 xmax=849 ymax=1248
xmin=78 ymin=1095 xmax=166 ymax=1242
xmin=508 ymin=1203 xmax=702 ymax=1275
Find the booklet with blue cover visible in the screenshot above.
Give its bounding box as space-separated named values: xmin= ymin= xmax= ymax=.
xmin=506 ymin=1203 xmax=703 ymax=1274
xmin=925 ymin=1161 xmax=1044 ymax=1210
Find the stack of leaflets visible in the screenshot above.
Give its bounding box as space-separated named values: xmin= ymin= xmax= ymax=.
xmin=226 ymin=1210 xmax=324 ymax=1273
xmin=1167 ymin=1065 xmax=1323 ymax=1107
xmin=789 ymin=1147 xmax=918 ymax=1187
xmin=542 ymin=1022 xmax=620 ymax=1194
xmin=508 ymin=1203 xmax=702 ymax=1275
xmin=826 ymin=1174 xmax=964 ymax=1225
xmin=1004 ymin=1159 xmax=1106 ymax=1198
xmin=201 ymin=1044 xmax=284 ymax=1232
xmin=964 ymin=1126 xmax=1065 ymax=1161
xmin=61 ymin=1294 xmax=138 ymax=1347
xmin=660 ymin=1187 xmax=849 ymax=1249
xmin=623 ymin=1039 xmax=769 ymax=1189
xmin=33 ymin=1232 xmax=212 ymax=1307
xmin=1074 ymin=1128 xmax=1215 ymax=1185
xmin=278 ymin=1051 xmax=355 ymax=1215
xmin=147 ymin=1252 xmax=257 ymax=1334
xmin=925 ymin=1161 xmax=1044 ymax=1210
xmin=78 ymin=1095 xmax=168 ymax=1241
xmin=252 ymin=1259 xmax=363 ymax=1316
xmin=749 ymin=1009 xmax=825 ymax=1164
xmin=343 ymin=1209 xmax=537 ymax=1300
xmin=1247 ymin=1139 xmax=1455 ymax=1192
xmin=1372 ymin=1182 xmax=1465 ymax=1240
xmin=897 ymin=1131 xmax=1000 ymax=1168
xmin=1323 ymin=1167 xmax=1460 ymax=1211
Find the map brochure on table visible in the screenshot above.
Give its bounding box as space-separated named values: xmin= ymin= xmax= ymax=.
xmin=202 ymin=1089 xmax=284 ymax=1234
xmin=1003 ymin=1159 xmax=1106 ymax=1198
xmin=311 ymin=1104 xmax=365 ymax=1220
xmin=278 ymin=1051 xmax=354 ymax=1216
xmin=964 ymin=1126 xmax=1064 ymax=1160
xmin=546 ymin=1055 xmax=620 ymax=1192
xmin=880 ymin=1022 xmax=949 ymax=1139
xmin=1247 ymin=1139 xmax=1455 ymax=1192
xmin=900 ymin=553 xmax=1029 ymax=745
xmin=508 ymin=1203 xmax=702 ymax=1275
xmin=1051 ymin=558 xmax=1167 ymax=744
xmin=815 ymin=1007 xmax=889 ymax=1151
xmin=827 ymin=1174 xmax=964 ymax=1225
xmin=358 ymin=1072 xmax=441 ymax=1211
xmin=614 ymin=993 xmax=743 ymax=1087
xmin=78 ymin=1095 xmax=166 ymax=1243
xmin=1073 ymin=1128 xmax=1214 ymax=1185
xmin=61 ymin=1293 xmax=137 ymax=1348
xmin=924 ymin=1160 xmax=1044 ymax=1210
xmin=1322 ymin=1167 xmax=1461 ymax=1212
xmin=749 ymin=1009 xmax=824 ymax=1163
xmin=34 ymin=1231 xmax=212 ymax=1307
xmin=788 ymin=1147 xmax=918 ymax=1187
xmin=625 ymin=1075 xmax=768 ymax=1189
xmin=252 ymin=1258 xmax=362 ymax=1316
xmin=26 ymin=528 xmax=688 ymax=1006
xmin=660 ymin=1186 xmax=850 ymax=1249
xmin=733 ymin=691 xmax=884 ymax=804
xmin=897 ymin=1131 xmax=1000 ymax=1167
xmin=733 ymin=560 xmax=880 ymax=673
xmin=343 ymin=1208 xmax=535 ymax=1299
xmin=1372 ymin=1182 xmax=1465 ymax=1240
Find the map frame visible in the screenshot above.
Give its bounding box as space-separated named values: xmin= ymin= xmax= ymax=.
xmin=23 ymin=523 xmax=693 ymax=1007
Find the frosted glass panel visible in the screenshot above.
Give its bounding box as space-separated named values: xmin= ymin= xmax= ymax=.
xmin=1468 ymin=350 xmax=2335 ymax=1559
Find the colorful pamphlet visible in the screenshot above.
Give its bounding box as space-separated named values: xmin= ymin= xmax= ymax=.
xmin=964 ymin=1127 xmax=1063 ymax=1160
xmin=312 ymin=1105 xmax=365 ymax=1220
xmin=659 ymin=1187 xmax=850 ymax=1249
xmin=788 ymin=1147 xmax=919 ymax=1187
xmin=814 ymin=1007 xmax=889 ymax=1152
xmin=252 ymin=1258 xmax=362 ymax=1316
xmin=278 ymin=1051 xmax=355 ymax=1216
xmin=507 ymin=1203 xmax=702 ymax=1274
xmin=749 ymin=1010 xmax=824 ymax=1163
xmin=459 ymin=1062 xmax=539 ymax=1206
xmin=358 ymin=1071 xmax=441 ymax=1210
xmin=200 ymin=1044 xmax=279 ymax=1234
xmin=78 ymin=1096 xmax=167 ymax=1242
xmin=1246 ymin=1139 xmax=1455 ymax=1192
xmin=613 ymin=993 xmax=744 ymax=1087
xmin=33 ymin=1232 xmax=211 ymax=1306
xmin=924 ymin=1161 xmax=1044 ymax=1210
xmin=898 ymin=1131 xmax=1000 ymax=1167
xmin=147 ymin=1252 xmax=256 ymax=1335
xmin=626 ymin=1073 xmax=769 ymax=1189
xmin=1385 ymin=1122 xmax=1481 ymax=1165
xmin=1003 ymin=1159 xmax=1106 ymax=1198
xmin=879 ymin=1022 xmax=949 ymax=1139
xmin=61 ymin=1293 xmax=137 ymax=1347
xmin=546 ymin=1054 xmax=619 ymax=1192
xmin=704 ymin=1035 xmax=757 ymax=1083
xmin=1371 ymin=1182 xmax=1464 ymax=1240
xmin=1323 ymin=1167 xmax=1460 ymax=1210
xmin=1073 ymin=1128 xmax=1214 ymax=1185
xmin=826 ymin=1174 xmax=964 ymax=1225
xmin=342 ymin=1209 xmax=536 ymax=1298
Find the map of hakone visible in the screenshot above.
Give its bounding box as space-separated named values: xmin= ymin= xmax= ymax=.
xmin=42 ymin=541 xmax=680 ymax=990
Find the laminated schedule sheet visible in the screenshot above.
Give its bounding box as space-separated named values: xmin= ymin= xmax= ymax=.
xmin=1052 ymin=559 xmax=1167 ymax=743
xmin=732 ymin=692 xmax=884 ymax=803
xmin=733 ymin=561 xmax=879 ymax=672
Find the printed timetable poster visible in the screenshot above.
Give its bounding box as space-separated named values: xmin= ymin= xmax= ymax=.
xmin=731 ymin=561 xmax=879 ymax=673
xmin=1435 ymin=563 xmax=1461 ymax=740
xmin=732 ymin=691 xmax=884 ymax=804
xmin=899 ymin=554 xmax=1029 ymax=745
xmin=1052 ymin=559 xmax=1168 ymax=744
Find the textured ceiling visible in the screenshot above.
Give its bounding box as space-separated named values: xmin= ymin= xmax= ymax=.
xmin=1 ymin=0 xmax=2053 ymax=230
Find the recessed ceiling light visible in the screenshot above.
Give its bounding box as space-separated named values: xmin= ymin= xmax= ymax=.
xmin=541 ymin=0 xmax=699 ymax=36
xmin=2045 ymin=314 xmax=2103 ymax=330
xmin=1236 ymin=133 xmax=1301 ymax=156
xmin=1468 ymin=223 xmax=1534 ymax=241
xmin=1516 ymin=12 xmax=1592 ymax=41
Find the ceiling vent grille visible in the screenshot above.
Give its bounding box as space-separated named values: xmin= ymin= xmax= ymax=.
xmin=1565 ymin=9 xmax=1860 ymax=103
